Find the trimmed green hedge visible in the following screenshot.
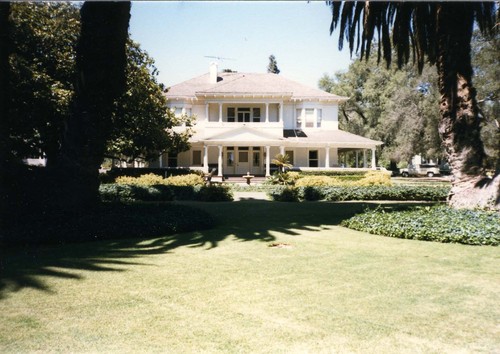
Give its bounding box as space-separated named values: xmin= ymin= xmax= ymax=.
xmin=341 ymin=206 xmax=500 ymax=246
xmin=268 ymin=185 xmax=450 ymax=202
xmin=99 ymin=184 xmax=233 ymax=202
xmin=2 ymin=203 xmax=215 ymax=247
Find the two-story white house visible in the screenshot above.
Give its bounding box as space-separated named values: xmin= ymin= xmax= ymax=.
xmin=153 ymin=63 xmax=382 ymax=177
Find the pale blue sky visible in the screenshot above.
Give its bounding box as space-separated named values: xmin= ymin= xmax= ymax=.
xmin=129 ymin=1 xmax=354 ymax=89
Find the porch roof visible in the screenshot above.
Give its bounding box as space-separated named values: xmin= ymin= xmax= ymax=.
xmin=283 ymin=129 xmax=383 ymax=147
xmin=190 ymin=128 xmax=383 ymax=148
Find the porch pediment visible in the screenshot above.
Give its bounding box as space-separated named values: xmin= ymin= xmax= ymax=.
xmin=203 ymin=126 xmax=283 ymax=143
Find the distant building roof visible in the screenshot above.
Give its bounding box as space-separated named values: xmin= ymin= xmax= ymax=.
xmin=165 ymin=72 xmax=348 ymax=102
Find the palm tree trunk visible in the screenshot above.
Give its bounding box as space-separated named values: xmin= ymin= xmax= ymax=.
xmin=436 ymin=3 xmax=500 ymax=210
xmin=50 ymin=2 xmax=130 ymax=209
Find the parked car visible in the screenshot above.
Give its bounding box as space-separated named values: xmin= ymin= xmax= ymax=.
xmin=400 ymin=164 xmax=440 ymax=177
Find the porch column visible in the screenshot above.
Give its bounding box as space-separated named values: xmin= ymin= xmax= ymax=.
xmin=159 ymin=154 xmax=163 ymax=168
xmin=265 ymin=146 xmax=271 ymax=177
xmin=371 ymin=147 xmax=376 ymax=170
xmin=218 ymin=103 xmax=223 ymax=122
xmin=279 ymin=103 xmax=283 ymax=122
xmin=265 ymin=103 xmax=269 ymax=123
xmin=205 ymin=103 xmax=209 ymax=122
xmin=217 ymin=145 xmax=223 ymax=176
xmin=280 ymin=146 xmax=285 ymax=156
xmin=325 ymin=146 xmax=330 ymax=168
xmin=203 ymin=145 xmax=209 ymax=173
xmin=363 ymin=149 xmax=367 ymax=168
xmin=355 ymin=151 xmax=359 ymax=168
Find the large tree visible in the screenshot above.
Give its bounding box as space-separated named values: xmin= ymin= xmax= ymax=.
xmin=319 ymin=52 xmax=442 ymax=168
xmin=329 ymin=2 xmax=499 ymax=210
xmin=52 ymin=1 xmax=131 ymax=208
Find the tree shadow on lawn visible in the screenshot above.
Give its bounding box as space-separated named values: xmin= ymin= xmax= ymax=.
xmin=0 ymin=200 xmax=419 ymax=300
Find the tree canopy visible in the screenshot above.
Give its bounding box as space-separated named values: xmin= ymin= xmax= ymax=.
xmin=328 ymin=1 xmax=499 ymax=209
xmin=6 ymin=2 xmax=190 ymax=165
xmin=267 ymin=54 xmax=280 ymax=74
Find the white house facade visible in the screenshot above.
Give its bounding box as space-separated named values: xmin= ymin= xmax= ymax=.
xmin=153 ymin=63 xmax=382 ymax=177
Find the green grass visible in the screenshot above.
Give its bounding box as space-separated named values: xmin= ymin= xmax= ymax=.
xmin=1 ymin=200 xmax=499 ymax=353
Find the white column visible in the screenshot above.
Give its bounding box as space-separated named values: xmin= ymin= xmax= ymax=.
xmin=265 ymin=103 xmax=269 ymax=123
xmin=218 ymin=103 xmax=223 ymax=122
xmin=355 ymin=151 xmax=359 ymax=168
xmin=159 ymin=154 xmax=163 ymax=168
xmin=203 ymin=145 xmax=209 ymax=173
xmin=217 ymin=145 xmax=223 ymax=176
xmin=363 ymin=149 xmax=367 ymax=168
xmin=205 ymin=103 xmax=209 ymax=121
xmin=280 ymin=146 xmax=285 ymax=156
xmin=325 ymin=146 xmax=330 ymax=168
xmin=331 ymin=147 xmax=339 ymax=166
xmin=279 ymin=103 xmax=283 ymax=122
xmin=371 ymin=148 xmax=376 ymax=170
xmin=265 ymin=146 xmax=271 ymax=177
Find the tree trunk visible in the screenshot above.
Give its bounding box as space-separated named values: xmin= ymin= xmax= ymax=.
xmin=436 ymin=3 xmax=500 ymax=210
xmin=50 ymin=2 xmax=130 ymax=209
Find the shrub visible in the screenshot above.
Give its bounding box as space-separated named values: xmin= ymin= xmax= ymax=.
xmin=115 ymin=173 xmax=166 ymax=186
xmin=269 ymin=185 xmax=450 ymax=202
xmin=268 ymin=186 xmax=299 ymax=202
xmin=164 ymin=174 xmax=204 ymax=186
xmin=341 ymin=206 xmax=500 ymax=246
xmin=295 ymin=175 xmax=340 ymax=187
xmin=265 ymin=171 xmax=300 ymax=186
xmin=100 ymin=184 xmax=174 ymax=202
xmin=197 ymin=185 xmax=233 ymax=202
xmin=2 ymin=203 xmax=215 ymax=247
xmin=354 ymin=171 xmax=392 ymax=186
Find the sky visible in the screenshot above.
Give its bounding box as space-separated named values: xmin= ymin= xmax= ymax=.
xmin=129 ymin=1 xmax=355 ymax=89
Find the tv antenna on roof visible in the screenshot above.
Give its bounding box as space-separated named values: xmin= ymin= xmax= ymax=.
xmin=204 ymin=55 xmax=236 ymax=62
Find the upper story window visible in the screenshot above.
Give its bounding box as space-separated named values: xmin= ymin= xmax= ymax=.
xmin=226 ymin=107 xmax=261 ymax=123
xmin=296 ymin=107 xmax=323 ymax=129
xmin=253 ymin=108 xmax=261 ymax=122
xmin=305 ymin=109 xmax=314 ymax=128
xmin=296 ymin=109 xmax=302 ymax=128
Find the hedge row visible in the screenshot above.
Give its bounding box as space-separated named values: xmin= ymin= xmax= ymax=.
xmin=100 ymin=168 xmax=197 ymax=183
xmin=341 ymin=206 xmax=500 ymax=246
xmin=267 ymin=185 xmax=450 ymax=202
xmin=99 ymin=183 xmax=233 ymax=202
xmin=2 ymin=203 xmax=215 ymax=247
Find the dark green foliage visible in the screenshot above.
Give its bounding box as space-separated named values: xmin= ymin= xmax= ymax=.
xmin=268 ymin=185 xmax=450 ymax=202
xmin=268 ymin=186 xmax=299 ymax=202
xmin=2 ymin=203 xmax=215 ymax=247
xmin=297 ymin=170 xmax=368 ymax=177
xmin=341 ymin=206 xmax=500 ymax=246
xmin=99 ymin=184 xmax=233 ymax=202
xmin=197 ymin=185 xmax=233 ymax=202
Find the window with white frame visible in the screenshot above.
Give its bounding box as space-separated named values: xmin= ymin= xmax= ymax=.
xmin=305 ymin=108 xmax=314 ymax=128
xmin=296 ymin=109 xmax=302 ymax=128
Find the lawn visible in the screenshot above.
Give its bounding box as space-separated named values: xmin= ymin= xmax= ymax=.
xmin=1 ymin=199 xmax=498 ymax=353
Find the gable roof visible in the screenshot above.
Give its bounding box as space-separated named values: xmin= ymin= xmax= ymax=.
xmin=165 ymin=72 xmax=348 ymax=102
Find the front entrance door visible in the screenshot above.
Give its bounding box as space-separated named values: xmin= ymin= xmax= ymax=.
xmin=237 ymin=109 xmax=250 ymax=122
xmin=236 ymin=148 xmax=250 ymax=174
